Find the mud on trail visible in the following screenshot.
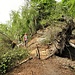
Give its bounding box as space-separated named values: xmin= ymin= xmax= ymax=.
xmin=6 ymin=28 xmax=75 ymax=75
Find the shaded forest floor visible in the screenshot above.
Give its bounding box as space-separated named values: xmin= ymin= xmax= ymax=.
xmin=6 ymin=26 xmax=75 ymax=75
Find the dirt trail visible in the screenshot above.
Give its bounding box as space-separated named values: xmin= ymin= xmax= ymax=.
xmin=6 ymin=28 xmax=75 ymax=75
xmin=6 ymin=57 xmax=75 ymax=75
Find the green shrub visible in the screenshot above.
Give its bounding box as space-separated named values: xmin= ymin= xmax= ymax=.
xmin=0 ymin=48 xmax=29 ymax=75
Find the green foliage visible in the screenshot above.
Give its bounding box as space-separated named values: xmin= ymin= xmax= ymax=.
xmin=53 ymin=2 xmax=62 ymax=19
xmin=21 ymin=4 xmax=38 ymax=35
xmin=0 ymin=48 xmax=29 ymax=75
xmin=0 ymin=24 xmax=29 ymax=75
xmin=0 ymin=0 xmax=58 ymax=41
xmin=31 ymin=0 xmax=56 ymax=3
xmin=1 ymin=0 xmax=75 ymax=44
xmin=62 ymin=0 xmax=75 ymax=17
xmin=10 ymin=11 xmax=22 ymax=40
xmin=30 ymin=0 xmax=56 ymax=30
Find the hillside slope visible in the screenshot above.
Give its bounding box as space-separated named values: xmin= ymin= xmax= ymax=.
xmin=6 ymin=26 xmax=75 ymax=75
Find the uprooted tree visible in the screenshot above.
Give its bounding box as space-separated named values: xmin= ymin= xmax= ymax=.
xmin=55 ymin=19 xmax=75 ymax=53
xmin=45 ymin=19 xmax=75 ymax=60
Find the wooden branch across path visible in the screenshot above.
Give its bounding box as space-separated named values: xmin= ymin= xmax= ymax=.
xmin=13 ymin=57 xmax=33 ymax=68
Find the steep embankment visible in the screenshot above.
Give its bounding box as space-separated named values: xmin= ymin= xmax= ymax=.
xmin=6 ymin=26 xmax=75 ymax=75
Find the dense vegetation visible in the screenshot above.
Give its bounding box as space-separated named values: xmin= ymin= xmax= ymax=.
xmin=0 ymin=0 xmax=75 ymax=74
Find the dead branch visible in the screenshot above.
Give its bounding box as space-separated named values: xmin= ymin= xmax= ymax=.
xmin=36 ymin=44 xmax=40 ymax=59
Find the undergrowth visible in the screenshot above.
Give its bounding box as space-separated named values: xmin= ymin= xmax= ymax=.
xmin=0 ymin=48 xmax=29 ymax=75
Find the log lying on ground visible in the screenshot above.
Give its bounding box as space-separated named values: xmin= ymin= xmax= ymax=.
xmin=44 ymin=19 xmax=75 ymax=60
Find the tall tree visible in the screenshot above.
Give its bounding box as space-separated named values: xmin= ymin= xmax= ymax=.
xmin=10 ymin=11 xmax=22 ymax=40
xmin=31 ymin=0 xmax=56 ymax=29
